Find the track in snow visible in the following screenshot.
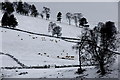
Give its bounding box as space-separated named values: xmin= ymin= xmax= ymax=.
xmin=0 ymin=52 xmax=27 ymax=67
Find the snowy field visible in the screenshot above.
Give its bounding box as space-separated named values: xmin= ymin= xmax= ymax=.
xmin=0 ymin=11 xmax=81 ymax=67
xmin=0 ymin=2 xmax=120 ymax=79
xmin=0 ymin=10 xmax=81 ymax=78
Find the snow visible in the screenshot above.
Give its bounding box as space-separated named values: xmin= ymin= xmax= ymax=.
xmin=2 ymin=67 xmax=95 ymax=78
xmin=15 ymin=13 xmax=82 ymax=38
xmin=0 ymin=55 xmax=20 ymax=67
xmin=0 ymin=11 xmax=82 ymax=67
xmin=0 ymin=1 xmax=119 ymax=78
xmin=2 ymin=64 xmax=119 ymax=78
xmin=1 ymin=28 xmax=79 ymax=66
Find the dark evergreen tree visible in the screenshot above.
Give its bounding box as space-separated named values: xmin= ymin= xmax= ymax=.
xmin=57 ymin=12 xmax=62 ymax=22
xmin=1 ymin=12 xmax=9 ymax=27
xmin=8 ymin=14 xmax=18 ymax=28
xmin=79 ymin=17 xmax=88 ymax=27
xmin=16 ymin=1 xmax=23 ymax=14
xmin=1 ymin=2 xmax=14 ymax=14
xmin=30 ymin=4 xmax=39 ymax=17
xmin=6 ymin=2 xmax=14 ymax=14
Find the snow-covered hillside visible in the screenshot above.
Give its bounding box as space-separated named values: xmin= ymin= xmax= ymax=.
xmin=0 ymin=1 xmax=119 ymax=78
xmin=0 ymin=10 xmax=81 ymax=78
xmin=15 ymin=12 xmax=82 ymax=38
xmin=0 ymin=11 xmax=81 ymax=66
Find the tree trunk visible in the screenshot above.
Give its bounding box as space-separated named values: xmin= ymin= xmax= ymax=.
xmin=68 ymin=18 xmax=71 ymax=25
xmin=79 ymin=47 xmax=82 ymax=70
xmin=99 ymin=61 xmax=105 ymax=75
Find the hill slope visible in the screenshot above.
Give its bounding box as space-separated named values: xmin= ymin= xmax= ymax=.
xmin=0 ymin=11 xmax=82 ymax=67
xmin=0 ymin=11 xmax=119 ymax=78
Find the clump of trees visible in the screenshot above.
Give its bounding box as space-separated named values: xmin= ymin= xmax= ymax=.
xmin=1 ymin=1 xmax=18 ymax=28
xmin=1 ymin=1 xmax=41 ymax=28
xmin=73 ymin=21 xmax=118 ymax=75
xmin=16 ymin=1 xmax=23 ymax=14
xmin=16 ymin=1 xmax=39 ymax=17
xmin=1 ymin=12 xmax=18 ymax=28
xmin=73 ymin=13 xmax=83 ymax=27
xmin=1 ymin=1 xmax=39 ymax=17
xmin=1 ymin=1 xmax=89 ymax=27
xmin=66 ymin=12 xmax=88 ymax=27
xmin=2 ymin=2 xmax=14 ymax=14
xmin=48 ymin=22 xmax=62 ymax=37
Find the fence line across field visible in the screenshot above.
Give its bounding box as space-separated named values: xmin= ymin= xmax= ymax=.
xmin=0 ymin=26 xmax=81 ymax=41
xmin=0 ymin=26 xmax=120 ymax=55
xmin=0 ymin=52 xmax=97 ymax=69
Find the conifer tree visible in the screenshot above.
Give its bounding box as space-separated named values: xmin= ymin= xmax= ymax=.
xmin=57 ymin=12 xmax=62 ymax=23
xmin=1 ymin=12 xmax=9 ymax=27
xmin=8 ymin=14 xmax=18 ymax=28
